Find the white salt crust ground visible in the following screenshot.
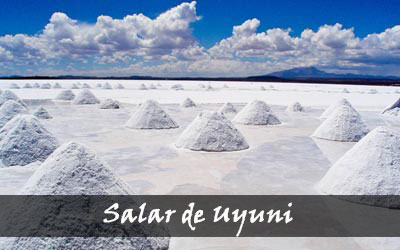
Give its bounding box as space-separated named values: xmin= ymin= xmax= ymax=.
xmin=175 ymin=111 xmax=249 ymax=152
xmin=1 ymin=142 xmax=168 ymax=249
xmin=318 ymin=126 xmax=400 ymax=207
xmin=233 ymin=100 xmax=281 ymax=125
xmin=0 ymin=79 xmax=399 ymax=249
xmin=125 ymin=99 xmax=178 ymax=129
xmin=312 ymin=105 xmax=369 ymax=142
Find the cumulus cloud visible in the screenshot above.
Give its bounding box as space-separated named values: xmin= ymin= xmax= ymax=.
xmin=1 ymin=1 xmax=400 ymax=76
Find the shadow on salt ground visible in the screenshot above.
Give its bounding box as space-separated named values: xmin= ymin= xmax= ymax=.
xmin=221 ymin=136 xmax=330 ymax=194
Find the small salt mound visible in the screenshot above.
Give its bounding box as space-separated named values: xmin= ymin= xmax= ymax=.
xmin=0 ymin=115 xmax=59 ymax=167
xmin=149 ymin=83 xmax=157 ymax=89
xmin=4 ymin=141 xmax=169 ymax=249
xmin=286 ymin=102 xmax=304 ymax=112
xmin=223 ymin=84 xmax=229 ymax=88
xmin=233 ymin=100 xmax=281 ymax=125
xmin=40 ymin=83 xmax=51 ymax=89
xmin=342 ymin=88 xmax=349 ymax=93
xmin=0 ymin=90 xmax=27 ymax=108
xmin=34 ymin=106 xmax=52 ymax=119
xmin=9 ymin=83 xmax=20 ymax=89
xmin=81 ymin=83 xmax=91 ymax=89
xmin=33 ymin=83 xmax=40 ymax=88
xmin=171 ymin=84 xmax=184 ymax=90
xmin=181 ymin=98 xmax=196 ymax=107
xmin=317 ymin=126 xmax=400 ymax=207
xmin=175 ymin=111 xmax=249 ymax=152
xmin=0 ymin=100 xmax=29 ymax=128
xmin=23 ymin=83 xmax=32 ymax=88
xmin=198 ymin=83 xmax=205 ymax=88
xmin=102 ymin=82 xmax=112 ymax=89
xmin=206 ymin=84 xmax=213 ymax=91
xmin=260 ymin=86 xmax=266 ymax=91
xmin=115 ymin=83 xmax=125 ymax=89
xmin=55 ymin=90 xmax=75 ymax=100
xmin=382 ymin=98 xmax=400 ymax=115
xmin=312 ymin=105 xmax=369 ymax=142
xmin=139 ymin=83 xmax=148 ymax=90
xmin=368 ymin=89 xmax=378 ymax=94
xmin=96 ymin=83 xmax=102 ymax=88
xmin=319 ymin=98 xmax=353 ymax=120
xmin=125 ymin=100 xmax=178 ymax=129
xmin=72 ymin=89 xmax=100 ymax=105
xmin=218 ymin=102 xmax=237 ymax=115
xmin=99 ymin=99 xmax=121 ymax=109
xmin=71 ymin=83 xmax=80 ymax=89
xmin=52 ymin=82 xmax=62 ymax=88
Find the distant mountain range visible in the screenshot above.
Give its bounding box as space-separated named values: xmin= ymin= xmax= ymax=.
xmin=1 ymin=66 xmax=399 ymax=86
xmin=250 ymin=66 xmax=400 ymax=80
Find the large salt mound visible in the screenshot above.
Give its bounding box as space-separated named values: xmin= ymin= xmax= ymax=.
xmin=99 ymin=99 xmax=121 ymax=109
xmin=72 ymin=89 xmax=100 ymax=105
xmin=181 ymin=98 xmax=196 ymax=107
xmin=125 ymin=100 xmax=178 ymax=129
xmin=0 ymin=115 xmax=59 ymax=167
xmin=102 ymin=82 xmax=112 ymax=89
xmin=319 ymin=98 xmax=353 ymax=120
xmin=286 ymin=102 xmax=304 ymax=112
xmin=34 ymin=106 xmax=52 ymax=119
xmin=218 ymin=102 xmax=237 ymax=115
xmin=55 ymin=89 xmax=75 ymax=100
xmin=232 ymin=100 xmax=281 ymax=125
xmin=312 ymin=105 xmax=369 ymax=142
xmin=0 ymin=90 xmax=27 ymax=107
xmin=23 ymin=83 xmax=32 ymax=88
xmin=0 ymin=100 xmax=29 ymax=128
xmin=2 ymin=142 xmax=169 ymax=249
xmin=382 ymin=98 xmax=400 ymax=115
xmin=40 ymin=83 xmax=51 ymax=89
xmin=175 ymin=111 xmax=249 ymax=152
xmin=317 ymin=126 xmax=400 ymax=207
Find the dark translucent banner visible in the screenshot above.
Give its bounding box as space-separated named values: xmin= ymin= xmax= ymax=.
xmin=0 ymin=195 xmax=399 ymax=237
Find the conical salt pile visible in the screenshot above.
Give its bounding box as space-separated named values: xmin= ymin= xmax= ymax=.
xmin=9 ymin=83 xmax=20 ymax=89
xmin=0 ymin=90 xmax=27 ymax=107
xmin=23 ymin=83 xmax=32 ymax=88
xmin=102 ymin=82 xmax=112 ymax=89
xmin=55 ymin=90 xmax=75 ymax=100
xmin=0 ymin=115 xmax=59 ymax=167
xmin=317 ymin=126 xmax=400 ymax=207
xmin=233 ymin=100 xmax=281 ymax=125
xmin=382 ymin=98 xmax=400 ymax=116
xmin=96 ymin=83 xmax=102 ymax=88
xmin=0 ymin=100 xmax=29 ymax=128
xmin=53 ymin=82 xmax=62 ymax=88
xmin=40 ymin=83 xmax=51 ymax=89
xmin=34 ymin=106 xmax=52 ymax=119
xmin=115 ymin=83 xmax=125 ymax=89
xmin=82 ymin=83 xmax=91 ymax=89
xmin=72 ymin=89 xmax=100 ymax=105
xmin=260 ymin=86 xmax=266 ymax=91
xmin=99 ymin=99 xmax=121 ymax=109
xmin=342 ymin=88 xmax=349 ymax=93
xmin=125 ymin=100 xmax=178 ymax=129
xmin=312 ymin=105 xmax=369 ymax=142
xmin=139 ymin=83 xmax=148 ymax=90
xmin=71 ymin=83 xmax=80 ymax=89
xmin=149 ymin=83 xmax=157 ymax=89
xmin=218 ymin=102 xmax=237 ymax=115
xmin=319 ymin=98 xmax=353 ymax=120
xmin=2 ymin=141 xmax=169 ymax=249
xmin=286 ymin=102 xmax=304 ymax=112
xmin=206 ymin=84 xmax=213 ymax=91
xmin=175 ymin=111 xmax=249 ymax=152
xmin=198 ymin=83 xmax=205 ymax=88
xmin=181 ymin=98 xmax=196 ymax=108
xmin=171 ymin=84 xmax=183 ymax=90
xmin=33 ymin=82 xmax=40 ymax=88
xmin=368 ymin=89 xmax=378 ymax=94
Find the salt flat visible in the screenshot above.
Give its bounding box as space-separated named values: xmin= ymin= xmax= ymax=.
xmin=0 ymin=79 xmax=399 ymax=249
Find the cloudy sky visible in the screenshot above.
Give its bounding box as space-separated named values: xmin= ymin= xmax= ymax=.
xmin=1 ymin=0 xmax=399 ymax=77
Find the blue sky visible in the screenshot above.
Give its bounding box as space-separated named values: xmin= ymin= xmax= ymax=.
xmin=1 ymin=0 xmax=399 ymax=76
